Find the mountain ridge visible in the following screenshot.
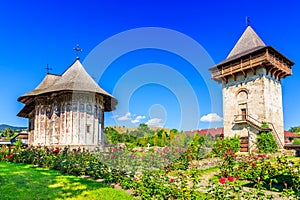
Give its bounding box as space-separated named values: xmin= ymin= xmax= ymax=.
xmin=0 ymin=124 xmax=27 ymax=131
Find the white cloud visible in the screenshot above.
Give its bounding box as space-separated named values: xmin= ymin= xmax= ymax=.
xmin=200 ymin=113 xmax=223 ymax=122
xmin=136 ymin=115 xmax=146 ymax=120
xmin=117 ymin=112 xmax=131 ymax=121
xmin=131 ymin=115 xmax=146 ymax=123
xmin=117 ymin=113 xmax=146 ymax=124
xmin=146 ymin=118 xmax=163 ymax=127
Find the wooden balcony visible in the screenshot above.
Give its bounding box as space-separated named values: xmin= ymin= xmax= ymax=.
xmin=210 ymin=46 xmax=294 ymax=83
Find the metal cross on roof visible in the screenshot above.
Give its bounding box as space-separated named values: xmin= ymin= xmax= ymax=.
xmin=73 ymin=44 xmax=83 ymax=60
xmin=45 ymin=64 xmax=52 ymax=74
xmin=246 ymin=16 xmax=251 ymax=26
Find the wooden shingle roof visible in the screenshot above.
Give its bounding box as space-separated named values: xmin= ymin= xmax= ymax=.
xmin=227 ymin=25 xmax=265 ymax=59
xmin=18 ymin=59 xmax=117 ymax=114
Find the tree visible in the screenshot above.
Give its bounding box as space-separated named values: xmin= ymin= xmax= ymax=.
xmin=170 ymin=129 xmax=178 ymax=142
xmin=104 ymin=127 xmax=120 ymax=144
xmin=289 ymin=126 xmax=300 ymax=133
xmin=2 ymin=128 xmax=14 ymax=138
xmin=161 ymin=132 xmax=167 ymax=147
xmin=14 ymin=139 xmax=23 ymax=150
xmin=153 ymin=133 xmax=159 ymax=146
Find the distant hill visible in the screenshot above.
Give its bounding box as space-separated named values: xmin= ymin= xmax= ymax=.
xmin=0 ymin=124 xmax=27 ymax=131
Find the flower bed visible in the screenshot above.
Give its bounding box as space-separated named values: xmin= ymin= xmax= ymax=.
xmin=1 ymin=143 xmax=299 ymax=199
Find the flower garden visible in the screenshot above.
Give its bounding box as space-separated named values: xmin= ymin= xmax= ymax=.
xmin=1 ymin=132 xmax=300 ymax=199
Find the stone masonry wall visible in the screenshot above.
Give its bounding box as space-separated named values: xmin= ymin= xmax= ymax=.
xmin=222 ymin=66 xmax=284 ymax=149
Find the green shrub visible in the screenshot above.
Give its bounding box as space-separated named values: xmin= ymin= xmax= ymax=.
xmin=293 ymin=138 xmax=300 ymax=145
xmin=257 ymin=131 xmax=278 ymax=153
xmin=212 ymin=135 xmax=240 ymax=157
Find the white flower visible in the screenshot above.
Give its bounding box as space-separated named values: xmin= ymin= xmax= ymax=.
xmin=288 ymin=163 xmax=293 ymax=167
xmin=293 ymin=169 xmax=298 ymax=173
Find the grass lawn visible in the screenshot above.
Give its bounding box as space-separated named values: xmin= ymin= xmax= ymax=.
xmin=0 ymin=162 xmax=134 ymax=200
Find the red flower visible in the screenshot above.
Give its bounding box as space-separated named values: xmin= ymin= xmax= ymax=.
xmin=237 ymin=167 xmax=242 ymax=170
xmin=152 ymin=156 xmax=154 ymax=161
xmin=253 ymin=163 xmax=257 ymax=167
xmin=112 ymin=147 xmax=117 ymax=152
xmin=219 ymin=177 xmax=227 ymax=184
xmin=227 ymin=176 xmax=235 ymax=182
xmin=254 ymin=157 xmax=258 ymax=161
xmin=5 ymin=155 xmax=12 ymax=159
xmin=52 ymin=148 xmax=59 ymax=153
xmin=110 ymin=154 xmax=115 ymax=159
xmin=169 ymin=178 xmax=174 ymax=183
xmin=258 ymin=154 xmax=266 ymax=158
xmin=188 ymin=155 xmax=192 ymax=160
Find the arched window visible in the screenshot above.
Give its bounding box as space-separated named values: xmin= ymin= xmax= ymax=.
xmin=236 ymin=88 xmax=249 ymax=120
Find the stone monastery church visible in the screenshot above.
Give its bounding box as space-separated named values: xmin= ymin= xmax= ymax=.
xmin=17 ymin=25 xmax=294 ymax=152
xmin=17 ymin=58 xmax=117 ymax=150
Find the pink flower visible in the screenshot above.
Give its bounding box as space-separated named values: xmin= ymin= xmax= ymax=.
xmin=163 ymin=147 xmax=169 ymax=153
xmin=110 ymin=154 xmax=115 ymax=159
xmin=219 ymin=177 xmax=227 ymax=184
xmin=293 ymin=169 xmax=298 ymax=173
xmin=227 ymin=176 xmax=234 ymax=182
xmin=112 ymin=147 xmax=117 ymax=152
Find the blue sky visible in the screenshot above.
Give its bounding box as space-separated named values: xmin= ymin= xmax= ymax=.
xmin=1 ymin=0 xmax=300 ymax=131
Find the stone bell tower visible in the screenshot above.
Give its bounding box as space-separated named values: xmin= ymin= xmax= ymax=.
xmin=210 ymin=25 xmax=294 ymax=152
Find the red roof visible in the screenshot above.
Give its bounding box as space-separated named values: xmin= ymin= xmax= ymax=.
xmin=185 ymin=127 xmax=224 ymax=138
xmin=284 ymin=131 xmax=300 ymax=138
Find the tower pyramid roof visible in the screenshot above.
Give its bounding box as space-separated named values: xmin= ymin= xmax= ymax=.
xmin=210 ymin=25 xmax=294 ymax=82
xmin=227 ymin=26 xmax=266 ymax=59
